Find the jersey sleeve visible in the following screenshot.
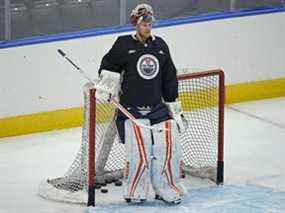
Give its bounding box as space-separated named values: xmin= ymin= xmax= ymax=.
xmin=99 ymin=37 xmax=125 ymax=75
xmin=161 ymin=41 xmax=178 ymax=102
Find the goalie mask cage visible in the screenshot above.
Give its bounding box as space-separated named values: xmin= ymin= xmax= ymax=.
xmin=38 ymin=69 xmax=225 ymax=206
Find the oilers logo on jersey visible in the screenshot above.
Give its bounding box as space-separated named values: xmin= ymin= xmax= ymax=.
xmin=137 ymin=54 xmax=159 ymax=80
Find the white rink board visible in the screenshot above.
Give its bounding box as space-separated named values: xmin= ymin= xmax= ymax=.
xmin=0 ymin=12 xmax=285 ymax=117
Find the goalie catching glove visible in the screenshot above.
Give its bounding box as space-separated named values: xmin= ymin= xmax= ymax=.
xmin=165 ymin=101 xmax=186 ymax=133
xmin=96 ymin=70 xmax=121 ymax=102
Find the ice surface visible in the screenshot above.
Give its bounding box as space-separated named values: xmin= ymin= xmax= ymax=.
xmin=0 ymin=98 xmax=284 ymax=213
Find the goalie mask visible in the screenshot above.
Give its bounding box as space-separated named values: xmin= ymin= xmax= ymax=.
xmin=130 ymin=4 xmax=155 ymax=26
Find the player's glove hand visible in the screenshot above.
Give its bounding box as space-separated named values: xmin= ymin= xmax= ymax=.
xmin=95 ymin=70 xmax=121 ymax=102
xmin=165 ymin=101 xmax=186 ymax=133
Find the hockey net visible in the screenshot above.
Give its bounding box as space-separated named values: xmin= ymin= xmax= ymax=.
xmin=38 ymin=69 xmax=224 ymax=205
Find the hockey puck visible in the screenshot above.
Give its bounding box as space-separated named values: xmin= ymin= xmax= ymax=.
xmin=94 ymin=184 xmax=101 ymax=189
xmin=125 ymin=198 xmax=131 ymax=203
xmin=101 ymin=182 xmax=107 ymax=186
xmin=115 ymin=180 xmax=123 ymax=186
xmin=101 ymin=188 xmax=108 ymax=193
xmin=105 ymin=179 xmax=113 ymax=184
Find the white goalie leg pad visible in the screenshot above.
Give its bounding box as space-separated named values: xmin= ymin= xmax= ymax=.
xmin=151 ymin=119 xmax=187 ymax=203
xmin=123 ymin=119 xmax=152 ymax=201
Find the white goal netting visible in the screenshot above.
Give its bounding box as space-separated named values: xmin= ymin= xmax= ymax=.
xmin=38 ymin=69 xmax=224 ymax=204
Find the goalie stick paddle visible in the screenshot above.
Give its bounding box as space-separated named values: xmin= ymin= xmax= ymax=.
xmin=57 ymin=49 xmax=168 ymax=132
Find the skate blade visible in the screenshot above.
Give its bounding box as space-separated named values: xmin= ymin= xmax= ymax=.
xmin=155 ymin=194 xmax=181 ymax=205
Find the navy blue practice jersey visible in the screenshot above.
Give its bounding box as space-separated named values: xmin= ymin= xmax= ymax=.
xmin=99 ymin=34 xmax=178 ymax=107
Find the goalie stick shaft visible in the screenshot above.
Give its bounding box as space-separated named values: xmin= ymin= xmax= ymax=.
xmin=111 ymin=99 xmax=167 ymax=131
xmin=57 ymin=49 xmax=168 ymax=132
xmin=57 ymin=49 xmax=94 ymax=83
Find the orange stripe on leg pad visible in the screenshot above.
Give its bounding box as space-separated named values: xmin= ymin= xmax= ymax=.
xmin=128 ymin=124 xmax=148 ymax=197
xmin=164 ymin=121 xmax=183 ymax=196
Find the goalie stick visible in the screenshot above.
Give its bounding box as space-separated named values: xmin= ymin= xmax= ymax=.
xmin=57 ymin=49 xmax=168 ymax=132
